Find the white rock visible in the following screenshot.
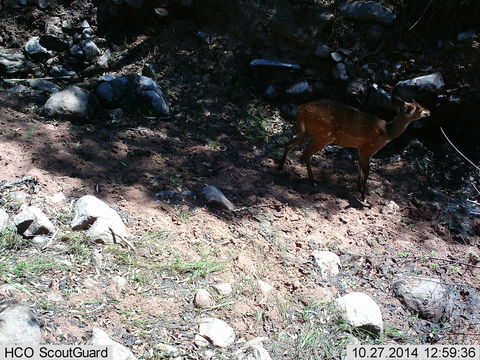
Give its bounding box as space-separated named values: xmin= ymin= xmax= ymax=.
xmin=236 ymin=337 xmax=272 ymax=360
xmin=194 ymin=289 xmax=215 ymax=308
xmin=13 ymin=206 xmax=55 ymax=237
xmin=335 ymin=292 xmax=383 ymax=333
xmin=256 ymin=280 xmax=274 ymax=296
xmin=155 ymin=343 xmax=179 ymax=355
xmin=246 ymin=346 xmax=272 ymax=360
xmin=50 ymin=192 xmax=66 ymax=204
xmin=112 ymin=276 xmax=127 ymax=291
xmin=381 ymin=200 xmax=399 ymax=215
xmin=312 ymin=250 xmax=341 ymax=280
xmin=198 ymin=318 xmax=235 ymax=348
xmin=194 ymin=334 xmax=210 ymax=347
xmin=47 ymin=292 xmax=63 ymax=302
xmin=213 ymin=283 xmax=233 ymax=296
xmin=0 ymin=306 xmax=41 ymax=344
xmin=88 ymin=328 xmax=136 ymax=360
xmin=71 ymin=195 xmax=128 ymax=244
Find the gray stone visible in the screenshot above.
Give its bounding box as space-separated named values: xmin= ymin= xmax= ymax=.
xmin=0 ymin=306 xmax=41 ymax=345
xmin=50 ymin=65 xmax=76 ymax=77
xmin=26 ymin=79 xmax=60 ymax=93
xmin=39 ymin=34 xmax=70 ymax=51
xmin=88 ymin=328 xmax=137 ymax=360
xmin=141 ymin=90 xmax=170 ymax=115
xmin=79 ymin=20 xmax=91 ymax=29
xmin=202 ymin=186 xmax=235 ymax=211
xmin=340 ymin=1 xmax=395 ymax=26
xmin=286 ymin=80 xmax=311 ymax=95
xmin=96 ymin=76 xmax=129 ymax=105
xmin=194 ymin=289 xmax=215 ymax=308
xmin=198 ymin=318 xmax=235 ymax=348
xmin=69 ymin=44 xmax=84 ymax=57
xmin=82 ymin=28 xmax=95 ymax=40
xmin=331 ymin=52 xmax=344 ymax=62
xmin=312 ymin=251 xmax=341 ymax=280
xmin=82 ymin=40 xmax=101 ymax=61
xmin=394 ymin=72 xmax=445 ymax=100
xmin=44 ymin=86 xmax=98 ymax=120
xmin=134 ymin=76 xmax=171 ymax=115
xmin=314 ymin=43 xmax=331 ymax=58
xmin=97 ymin=49 xmax=111 ymax=68
xmin=71 ymin=195 xmax=128 ymax=243
xmin=249 ymin=59 xmax=301 ymax=70
xmin=24 ymin=37 xmax=52 ymax=60
xmin=332 ymin=63 xmax=349 ymax=81
xmin=335 ymin=292 xmax=383 ymax=333
xmin=0 ymin=48 xmax=36 ymax=75
xmin=13 ymin=206 xmax=55 ymax=237
xmin=394 ymin=277 xmax=453 ymax=321
xmin=0 ymin=209 xmax=9 ymax=231
xmin=457 ymin=30 xmax=475 ymax=42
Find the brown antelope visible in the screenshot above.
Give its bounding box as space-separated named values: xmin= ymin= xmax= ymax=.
xmin=278 ymin=99 xmax=430 ymax=200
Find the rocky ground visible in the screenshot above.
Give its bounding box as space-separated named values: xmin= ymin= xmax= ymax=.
xmin=0 ymin=1 xmax=479 ymax=359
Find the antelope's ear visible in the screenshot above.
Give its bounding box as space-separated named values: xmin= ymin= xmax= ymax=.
xmin=404 ymin=102 xmax=416 ymax=116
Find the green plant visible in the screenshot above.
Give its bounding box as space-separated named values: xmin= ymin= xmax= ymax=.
xmin=0 ymin=225 xmax=23 ymax=250
xmin=25 ymin=125 xmax=37 ymax=139
xmin=160 ymin=254 xmax=224 ymax=280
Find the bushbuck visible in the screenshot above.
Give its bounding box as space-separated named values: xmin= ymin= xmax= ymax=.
xmin=277 ymin=99 xmax=430 ymax=200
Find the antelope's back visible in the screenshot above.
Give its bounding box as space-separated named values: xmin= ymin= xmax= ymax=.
xmin=296 ymin=99 xmax=385 ymax=146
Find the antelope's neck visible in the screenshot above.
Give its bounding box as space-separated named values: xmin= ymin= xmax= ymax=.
xmin=386 ymin=114 xmax=414 ymax=140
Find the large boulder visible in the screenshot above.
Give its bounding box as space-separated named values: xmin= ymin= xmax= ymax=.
xmin=44 ymin=86 xmax=99 ymax=120
xmin=13 ymin=206 xmax=55 ymax=237
xmin=24 ymin=36 xmax=52 ymax=60
xmin=335 ymin=292 xmax=383 ymax=334
xmin=71 ymin=195 xmax=128 ymax=244
xmin=340 ymin=1 xmax=394 ymax=26
xmin=394 ymin=277 xmax=453 ymax=321
xmin=0 ymin=305 xmax=41 ymax=345
xmin=0 ymin=47 xmax=37 ymax=76
xmin=96 ymin=75 xmax=170 ymax=116
xmin=198 ymin=318 xmax=235 ymax=348
xmin=394 ymin=72 xmax=445 ymax=101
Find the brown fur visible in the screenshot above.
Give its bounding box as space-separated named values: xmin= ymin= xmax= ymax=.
xmin=278 ymin=99 xmax=430 ymax=200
